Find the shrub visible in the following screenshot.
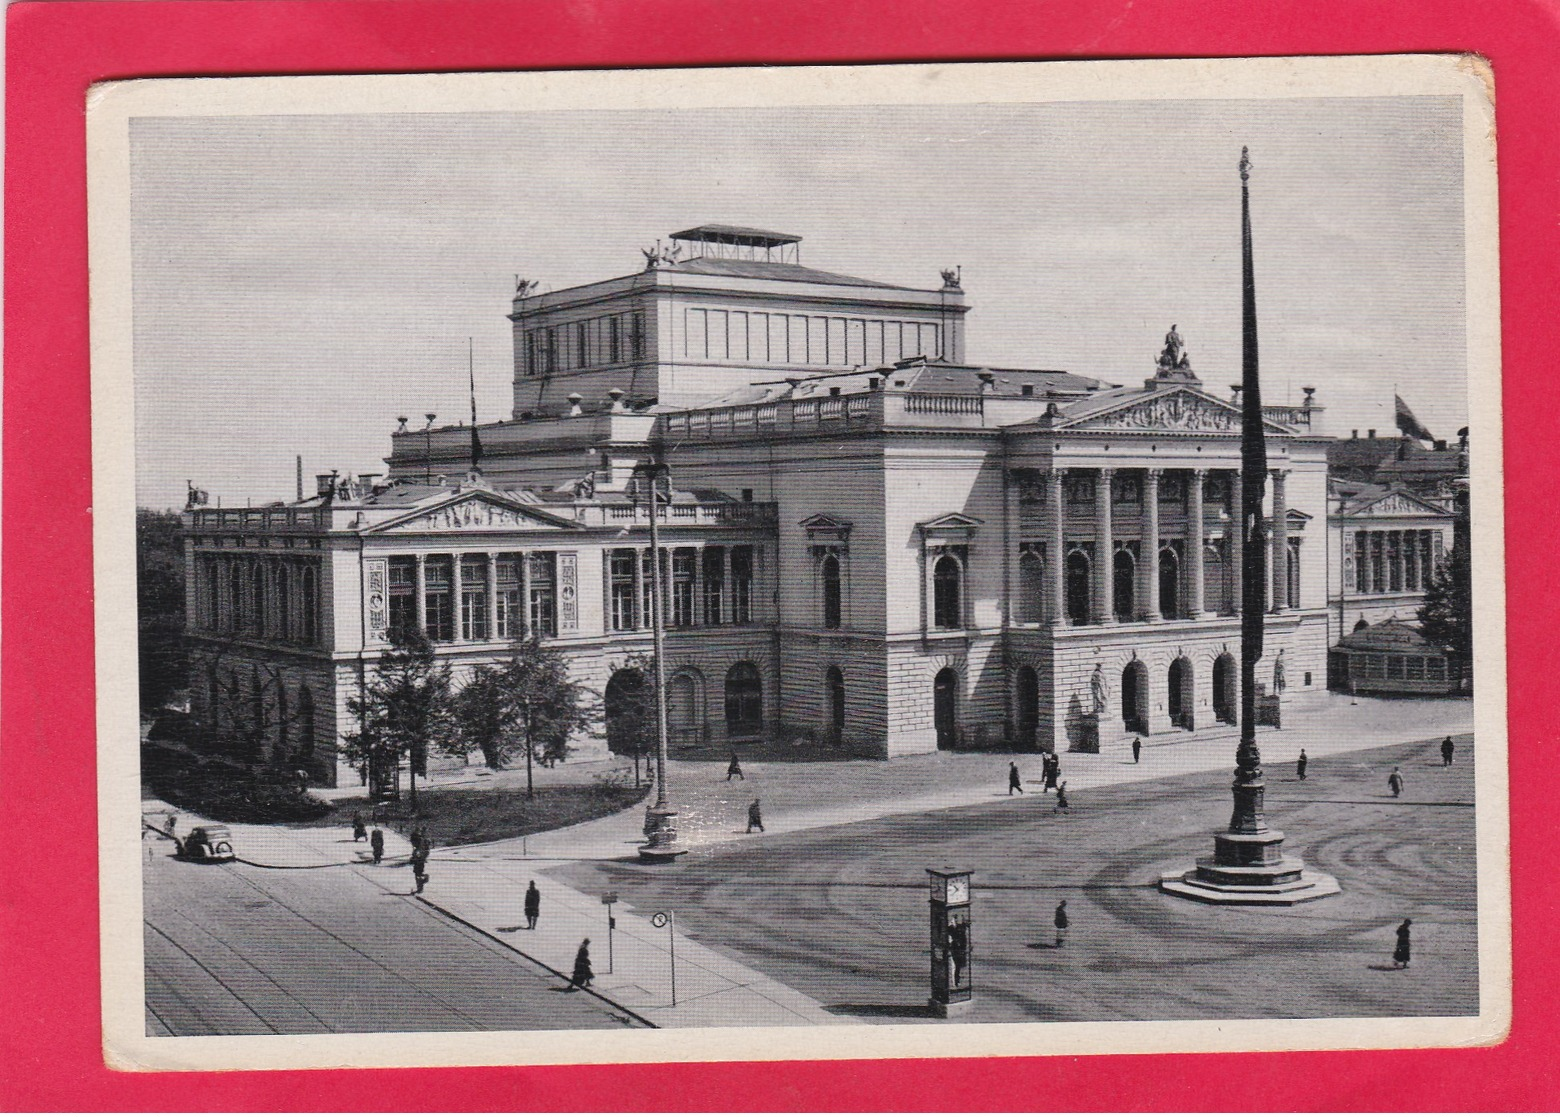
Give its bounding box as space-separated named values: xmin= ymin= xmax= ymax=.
xmin=145 ymin=747 xmax=331 ymax=823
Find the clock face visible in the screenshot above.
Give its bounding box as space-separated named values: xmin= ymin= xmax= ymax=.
xmin=945 ymin=877 xmax=970 ymax=904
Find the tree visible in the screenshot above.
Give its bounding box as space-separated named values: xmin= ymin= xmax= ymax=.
xmin=1418 ymin=537 xmax=1472 ymax=691
xmin=453 ymin=635 xmax=599 ymax=798
xmin=603 ymin=652 xmax=658 ymax=789
xmin=137 ymin=508 xmax=187 ymax=714
xmin=344 ymin=627 xmax=455 ymax=806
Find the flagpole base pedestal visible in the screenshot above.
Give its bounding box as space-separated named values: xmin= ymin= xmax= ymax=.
xmin=1159 ymin=827 xmax=1340 ymax=905
xmin=638 ymin=807 xmax=687 ymax=863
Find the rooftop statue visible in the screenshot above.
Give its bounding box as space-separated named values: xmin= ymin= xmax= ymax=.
xmin=1158 ymin=324 xmax=1185 ymax=370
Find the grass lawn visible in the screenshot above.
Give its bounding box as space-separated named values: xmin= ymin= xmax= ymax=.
xmin=296 ymin=782 xmax=649 ymax=847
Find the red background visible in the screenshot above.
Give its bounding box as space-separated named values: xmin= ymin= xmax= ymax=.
xmin=5 ymin=0 xmax=1557 ymax=1109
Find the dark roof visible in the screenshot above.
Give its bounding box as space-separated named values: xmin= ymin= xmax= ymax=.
xmin=1326 ymin=437 xmax=1400 ymax=474
xmin=670 ymin=224 xmax=802 ymax=246
xmin=1375 ymin=445 xmax=1464 ymax=481
xmin=1335 ymin=619 xmax=1442 ymax=654
xmin=665 ymin=256 xmax=914 ymax=290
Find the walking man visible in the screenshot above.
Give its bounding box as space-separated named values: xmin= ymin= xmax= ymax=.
xmin=1441 ymin=736 xmax=1456 ymax=766
xmin=524 ymin=880 xmax=541 ymax=930
xmin=1388 ymin=766 xmax=1405 ymax=798
xmin=1393 ymin=918 xmax=1413 ymax=969
xmin=1043 ymin=754 xmax=1060 ymax=793
xmin=746 ymin=798 xmax=765 ymax=833
xmin=1296 ymin=749 xmax=1308 ymax=781
xmin=410 ymin=847 xmax=429 ymax=894
xmin=1054 ymin=782 xmax=1071 ymax=813
xmin=370 ymin=826 xmax=385 ymax=864
xmin=1131 ymin=737 xmax=1142 ymax=764
xmin=571 ymin=938 xmax=595 ymax=989
xmin=726 ymin=752 xmax=745 ymax=781
xmin=1008 ymin=762 xmax=1024 ymax=795
xmin=351 ymin=811 xmax=367 ymax=842
xmin=1054 ymin=899 xmax=1069 ymax=947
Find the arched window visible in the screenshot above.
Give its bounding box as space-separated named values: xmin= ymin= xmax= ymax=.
xmin=826 ymin=665 xmax=845 ymax=741
xmin=1113 ymin=547 xmax=1136 ymax=622
xmin=933 ymin=555 xmax=962 ymax=629
xmin=297 ymin=687 xmax=316 ymax=758
xmin=1016 ymin=550 xmax=1044 ymax=624
xmin=1287 ymin=538 xmax=1301 ymax=610
xmin=1015 ymin=665 xmax=1039 ymax=745
xmin=667 ymin=672 xmax=699 ymax=731
xmin=300 ymin=564 xmax=319 ymax=645
xmin=725 ymin=662 xmax=764 ymax=736
xmin=933 ymin=667 xmax=959 ymax=750
xmin=820 ymin=553 xmax=842 ymax=629
xmin=1065 ymin=550 xmax=1091 ymax=625
xmin=277 ymin=564 xmax=294 ymax=641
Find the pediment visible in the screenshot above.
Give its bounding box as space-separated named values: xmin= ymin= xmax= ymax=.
xmin=800 ymin=513 xmax=854 ymax=532
xmin=1059 ymin=388 xmax=1290 ymax=435
xmin=1347 ymin=490 xmax=1450 ymax=518
xmin=366 ymin=493 xmax=580 ymax=534
xmin=920 ymin=512 xmax=984 ymax=530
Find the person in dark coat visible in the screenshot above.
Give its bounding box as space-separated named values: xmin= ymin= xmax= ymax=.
xmin=1054 ymin=899 xmax=1069 ymax=947
xmin=1043 ymin=754 xmax=1060 ymax=793
xmin=1131 ymin=737 xmax=1142 ymax=764
xmin=1388 ymin=767 xmax=1405 ymax=798
xmin=1054 ymin=782 xmax=1070 ymax=813
xmin=726 ymin=753 xmax=745 ymax=781
xmin=524 ymin=880 xmax=541 ymax=930
xmin=409 ymin=847 xmax=429 ymax=894
xmin=571 ymin=939 xmax=595 ymax=989
xmin=746 ymin=798 xmax=765 ymax=833
xmin=1296 ymin=749 xmax=1308 ymax=781
xmin=1441 ymin=736 xmax=1455 ymax=766
xmin=351 ymin=811 xmax=368 ymax=842
xmin=370 ymin=827 xmax=385 ymax=864
xmin=1393 ymin=919 xmax=1412 ymax=968
xmin=409 ymin=825 xmax=427 ymax=852
xmin=1008 ymin=762 xmax=1024 ymax=795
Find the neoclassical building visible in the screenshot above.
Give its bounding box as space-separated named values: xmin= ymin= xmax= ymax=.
xmin=186 ymin=225 xmax=1337 ymax=784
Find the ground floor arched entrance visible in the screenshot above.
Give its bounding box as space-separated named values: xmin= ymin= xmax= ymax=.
xmin=1015 ymin=665 xmax=1039 ymax=749
xmin=1213 ymin=653 xmax=1237 ymax=724
xmin=1121 ymin=659 xmax=1149 ymax=736
xmin=604 ymin=667 xmax=646 ymax=756
xmin=934 ymin=668 xmax=959 ymax=750
xmin=1168 ymin=657 xmax=1195 ymax=730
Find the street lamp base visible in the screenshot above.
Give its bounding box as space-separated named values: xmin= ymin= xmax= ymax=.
xmin=1159 ymin=828 xmax=1340 ymax=905
xmin=638 ymin=807 xmax=687 ymax=863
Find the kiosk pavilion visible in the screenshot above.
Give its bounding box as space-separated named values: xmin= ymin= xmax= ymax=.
xmin=185 ymin=225 xmax=1333 ymax=786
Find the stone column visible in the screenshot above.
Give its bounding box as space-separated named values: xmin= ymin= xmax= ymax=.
xmin=1270 ymin=469 xmax=1288 ymax=612
xmin=485 ymin=553 xmax=498 ymax=638
xmin=1229 ymin=471 xmax=1243 ymax=616
xmin=1392 ymin=530 xmax=1405 ymax=592
xmin=1095 ymin=468 xmax=1115 ymax=625
xmin=632 ymin=547 xmax=645 ymax=629
xmin=415 ymin=554 xmax=427 ymax=634
xmin=452 ymin=552 xmax=465 ymax=638
xmin=1049 ymin=469 xmax=1067 ymax=626
xmin=1188 ymin=469 xmax=1207 ymax=617
xmin=1142 ymin=468 xmax=1162 ymax=621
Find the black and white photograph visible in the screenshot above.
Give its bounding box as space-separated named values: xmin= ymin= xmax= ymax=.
xmin=90 ymin=56 xmax=1507 ymax=1070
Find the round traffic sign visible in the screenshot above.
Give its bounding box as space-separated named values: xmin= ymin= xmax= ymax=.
xmin=651 ymin=911 xmax=669 ymax=928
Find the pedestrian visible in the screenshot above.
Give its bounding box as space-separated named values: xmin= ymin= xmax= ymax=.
xmin=1393 ymin=918 xmax=1413 ymax=968
xmin=1441 ymin=736 xmax=1455 ymax=767
xmin=727 ymin=752 xmax=745 ymax=781
xmin=1043 ymin=754 xmax=1060 ymax=793
xmin=370 ymin=826 xmax=385 ymax=864
xmin=571 ymin=938 xmax=595 ymax=989
xmin=947 ymin=919 xmax=969 ymax=986
xmin=295 ymin=767 xmax=309 ymax=793
xmin=524 ymin=880 xmax=541 ymax=930
xmin=409 ymin=825 xmax=427 ymax=853
xmin=1388 ymin=766 xmax=1405 ymax=798
xmin=1054 ymin=782 xmax=1070 ymax=813
xmin=1296 ymin=749 xmax=1308 ymax=781
xmin=1054 ymin=899 xmax=1069 ymax=947
xmin=1008 ymin=761 xmax=1024 ymax=795
xmin=410 ymin=847 xmax=429 ymax=894
xmin=1131 ymin=737 xmax=1142 ymax=764
xmin=164 ymin=811 xmax=178 ymax=838
xmin=352 ymin=811 xmax=367 ymax=842
xmin=746 ymin=798 xmax=765 ymax=833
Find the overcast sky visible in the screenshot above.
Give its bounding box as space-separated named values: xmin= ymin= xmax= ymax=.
xmin=130 ymin=94 xmax=1466 ymax=509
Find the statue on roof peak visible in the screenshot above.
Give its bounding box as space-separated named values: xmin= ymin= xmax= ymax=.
xmin=1158 ymin=324 xmax=1185 ymax=370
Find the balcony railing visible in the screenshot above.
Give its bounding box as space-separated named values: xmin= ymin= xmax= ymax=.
xmin=189 ymin=507 xmax=329 ymax=531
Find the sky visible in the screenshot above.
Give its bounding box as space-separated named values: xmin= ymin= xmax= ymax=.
xmin=130 ymin=94 xmax=1467 ymax=510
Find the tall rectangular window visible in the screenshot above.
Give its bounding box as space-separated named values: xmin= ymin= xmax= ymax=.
xmin=609 ymin=549 xmax=638 ymax=632
xmin=808 ymin=317 xmax=828 ymax=364
xmin=424 ymin=555 xmax=454 ymax=642
xmin=731 ymin=546 xmax=753 ymax=624
xmin=461 ymin=554 xmax=489 ymax=641
xmin=528 ymin=552 xmax=557 ymax=637
xmin=388 ymin=557 xmax=416 ymax=636
xmin=300 ymin=563 xmax=318 ymax=645
xmin=730 ymin=312 xmax=748 ymax=361
xmin=576 ymin=321 xmax=589 ymax=368
xmin=866 ymin=320 xmax=884 ymax=365
xmin=608 ymin=316 xmax=621 ymax=364
xmin=544 ymin=328 xmax=558 ymax=373
xmin=495 ymin=554 xmax=523 ymax=638
xmin=631 ymin=312 xmax=645 ymax=360
xmin=827 ymin=318 xmax=846 ymax=365
xmin=846 ymin=319 xmax=865 ymax=366
xmin=670 ymin=549 xmax=697 ymax=627
xmin=702 ymin=547 xmax=725 ymax=625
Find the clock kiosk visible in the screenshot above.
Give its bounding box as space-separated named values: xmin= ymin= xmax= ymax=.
xmin=927 ymin=868 xmax=973 ymax=1017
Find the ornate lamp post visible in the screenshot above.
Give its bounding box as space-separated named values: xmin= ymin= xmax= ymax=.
xmin=1160 ymin=148 xmax=1338 ymax=905
xmin=635 ymin=461 xmax=686 ymax=863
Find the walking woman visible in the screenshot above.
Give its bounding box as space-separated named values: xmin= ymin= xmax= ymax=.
xmin=571 ymin=938 xmax=595 ymax=989
xmin=1393 ymin=919 xmax=1413 ymax=969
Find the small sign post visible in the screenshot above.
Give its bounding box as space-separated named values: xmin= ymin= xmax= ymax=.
xmin=651 ymin=910 xmax=676 ymax=1006
xmin=601 ymin=892 xmax=619 ymax=974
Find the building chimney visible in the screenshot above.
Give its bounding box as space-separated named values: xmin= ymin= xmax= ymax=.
xmin=296 ymin=454 xmax=303 ymax=502
xmin=1367 ymin=429 xmax=1376 ymax=439
xmin=1351 ymin=429 xmax=1358 ymax=439
xmin=359 ymin=473 xmax=381 ymax=493
xmin=316 ymin=473 xmax=336 ymax=498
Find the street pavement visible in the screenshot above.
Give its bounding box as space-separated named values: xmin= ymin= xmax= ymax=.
xmin=141 ymin=811 xmax=643 ymax=1036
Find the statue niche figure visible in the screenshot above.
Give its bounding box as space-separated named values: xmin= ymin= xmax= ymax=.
xmin=1158 ymin=324 xmax=1185 ymax=370
xmin=1089 ymin=662 xmax=1109 ymax=715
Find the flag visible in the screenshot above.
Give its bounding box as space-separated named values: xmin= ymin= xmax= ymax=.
xmin=1395 ymin=394 xmax=1433 ymax=442
xmin=468 ymin=338 xmax=484 ymax=470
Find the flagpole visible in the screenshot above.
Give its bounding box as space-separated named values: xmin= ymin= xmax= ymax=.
xmin=1160 ymin=147 xmax=1338 ymax=905
xmin=468 ymin=337 xmax=484 ymax=473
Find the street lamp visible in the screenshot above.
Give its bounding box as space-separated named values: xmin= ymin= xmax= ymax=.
xmin=634 ymin=460 xmax=686 ymax=863
xmin=423 ymin=413 xmax=437 ymax=484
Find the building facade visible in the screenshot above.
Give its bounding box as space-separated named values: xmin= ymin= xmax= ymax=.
xmin=186 ymin=227 xmax=1341 ymax=784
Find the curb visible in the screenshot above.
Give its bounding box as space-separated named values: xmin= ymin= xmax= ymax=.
xmin=413 ymin=895 xmax=659 ymax=1029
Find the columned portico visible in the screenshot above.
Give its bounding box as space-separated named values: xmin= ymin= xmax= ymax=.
xmin=1142 ymin=469 xmax=1162 ymax=622
xmin=1094 ymin=468 xmax=1115 ymax=625
xmin=1270 ymin=469 xmax=1288 ymax=612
